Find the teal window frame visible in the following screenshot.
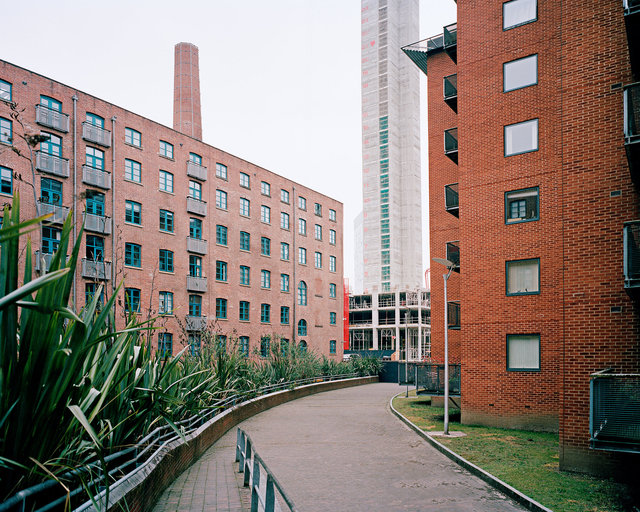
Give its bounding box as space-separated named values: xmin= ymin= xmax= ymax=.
xmin=0 ymin=80 xmax=11 ymax=102
xmin=280 ymin=306 xmax=289 ymax=325
xmin=0 ymin=166 xmax=11 ymax=195
xmin=159 ymin=291 xmax=174 ymax=315
xmin=190 ymin=218 xmax=203 ymax=239
xmin=125 ymin=200 xmax=141 ymax=225
xmin=41 ymin=133 xmax=62 ymax=156
xmin=281 ymin=242 xmax=289 ymax=261
xmin=261 ymin=236 xmax=271 ymax=256
xmin=216 ymin=298 xmax=227 ymax=319
xmin=125 ymin=288 xmax=141 ymax=313
xmin=315 ymin=224 xmax=322 ymax=240
xmin=329 ymin=229 xmax=336 ymax=245
xmin=159 ymin=170 xmax=173 ymax=192
xmin=40 ymin=95 xmax=62 ymax=111
xmin=505 ymin=187 xmax=539 ymax=224
xmin=239 ymin=300 xmax=250 ymax=321
xmin=298 ymin=281 xmax=307 ymax=306
xmin=240 ymin=265 xmax=250 ymax=285
xmin=125 ymin=127 xmax=141 ymax=147
xmin=189 ymin=152 xmax=202 ymax=165
xmin=189 ymin=180 xmax=202 ymax=200
xmin=159 ymin=209 xmax=174 ymax=233
xmin=281 ymin=212 xmax=290 ymax=230
xmin=86 ymin=190 xmax=104 ymax=215
xmin=329 ymin=209 xmax=336 ymax=222
xmin=158 ymin=333 xmax=173 ymax=357
xmin=189 ymin=333 xmax=201 ymax=356
xmin=504 ymin=118 xmax=539 ymax=157
xmin=216 ymin=162 xmax=227 ymax=179
xmin=299 ymin=341 xmax=307 ymax=353
xmin=298 ymin=319 xmax=307 ymax=336
xmin=239 ymin=336 xmax=250 ymax=357
xmin=240 ymin=172 xmax=250 ymax=188
xmin=299 ymin=218 xmax=306 ymax=235
xmin=329 ymin=283 xmax=336 ymax=298
xmin=125 ymin=242 xmax=141 ymax=267
xmin=86 ymin=234 xmax=104 ymax=261
xmin=1 ymin=117 xmax=13 ymax=145
xmin=261 ymin=205 xmax=270 ymax=224
xmin=240 ymin=231 xmax=250 ymax=251
xmin=125 ymin=159 xmax=141 ymax=182
xmin=189 ymin=255 xmax=202 ymax=277
xmin=159 ymin=140 xmax=173 ymax=159
xmin=314 ymin=203 xmax=322 ymax=216
xmin=42 ymin=225 xmax=61 ymax=254
xmin=260 ymin=336 xmax=270 ymax=357
xmin=330 ymin=340 xmax=336 ymax=354
xmin=503 ymin=0 xmax=537 ymax=30
xmin=261 ymin=181 xmax=270 ymax=196
xmin=329 ymin=256 xmax=336 ymax=272
xmin=216 ymin=189 xmax=227 ymax=210
xmin=189 ymin=295 xmax=202 ymax=317
xmin=330 ymin=312 xmax=337 ymax=325
xmin=281 ymin=189 xmax=290 ymax=203
xmin=85 ymin=282 xmax=104 ymax=307
xmin=261 ymin=269 xmax=271 ymax=289
xmin=159 ymin=249 xmax=174 ymax=272
xmin=260 ymin=304 xmax=271 ymax=324
xmin=298 ymin=196 xmax=306 ymax=210
xmin=40 ymin=177 xmax=62 ymax=205
xmin=216 ymin=224 xmax=228 ymax=245
xmin=240 ymin=197 xmax=250 ymax=216
xmin=505 ymin=258 xmax=540 ymax=296
xmin=315 ymin=252 xmax=322 ymax=269
xmin=86 ymin=113 xmax=104 ymax=128
xmin=86 ymin=147 xmax=105 ymax=170
xmin=216 ymin=260 xmax=228 ymax=281
xmin=281 ymin=273 xmax=289 ymax=292
xmin=299 ymin=247 xmax=306 ymax=265
xmin=506 ymin=334 xmax=540 ymax=371
xmin=503 ymin=54 xmax=538 ymax=92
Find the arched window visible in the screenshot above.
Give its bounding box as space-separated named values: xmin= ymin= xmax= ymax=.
xmin=298 ymin=280 xmax=307 ymax=306
xmin=297 ymin=319 xmax=307 ymax=336
xmin=299 ymin=340 xmax=307 ymax=353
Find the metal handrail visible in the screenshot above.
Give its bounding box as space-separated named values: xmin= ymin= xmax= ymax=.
xmin=236 ymin=428 xmax=298 ymax=512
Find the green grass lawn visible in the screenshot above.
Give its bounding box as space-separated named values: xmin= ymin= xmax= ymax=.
xmin=392 ymin=394 xmax=635 ymax=512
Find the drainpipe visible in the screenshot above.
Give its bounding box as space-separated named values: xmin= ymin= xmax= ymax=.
xmin=72 ymin=94 xmax=78 ymax=310
xmin=111 ymin=116 xmax=116 ymax=297
xmin=292 ymin=185 xmax=297 ymax=344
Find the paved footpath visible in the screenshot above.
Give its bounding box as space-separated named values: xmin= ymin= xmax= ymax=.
xmin=154 ymin=382 xmax=529 ymax=512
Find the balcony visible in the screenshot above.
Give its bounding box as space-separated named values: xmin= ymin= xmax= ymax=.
xmin=82 ymin=259 xmax=111 ymax=280
xmin=378 ymin=293 xmax=395 ymax=308
xmin=349 ymin=295 xmax=372 ymax=310
xmin=187 ymin=237 xmax=208 ymax=255
xmin=36 ymin=151 xmax=69 ymax=178
xmin=35 ymin=105 xmax=69 ymax=133
xmin=446 ymin=241 xmax=460 ymax=273
xmin=34 ymin=251 xmax=53 ymax=273
xmin=185 ymin=315 xmax=207 ymax=331
xmin=186 ymin=275 xmax=207 ymax=293
xmin=82 ymin=121 xmax=111 ymax=147
xmin=186 ymin=196 xmax=207 ymax=216
xmin=624 ymin=221 xmax=640 ymax=292
xmin=187 ymin=161 xmax=207 ymax=181
xmin=624 ymin=84 xmax=640 ymax=181
xmin=82 ymin=165 xmax=111 ymax=190
xmin=443 ymin=23 xmax=457 ymax=63
xmin=624 ymin=0 xmax=640 ymax=79
xmin=590 ymin=370 xmax=640 ymax=453
xmin=443 ymin=74 xmax=457 ymax=112
xmin=444 ymin=128 xmax=458 ymax=164
xmin=416 ymin=364 xmax=461 ymax=397
xmin=445 ymin=183 xmax=459 ymax=217
xmin=447 ymin=301 xmax=460 ymax=330
xmin=38 ymin=201 xmax=69 ymax=224
xmin=84 ymin=213 xmax=112 ymax=235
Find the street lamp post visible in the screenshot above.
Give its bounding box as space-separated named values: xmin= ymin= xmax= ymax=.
xmin=433 ymin=257 xmax=456 ymax=436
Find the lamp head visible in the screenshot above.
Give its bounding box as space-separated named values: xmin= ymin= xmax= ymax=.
xmin=432 ymin=257 xmax=455 ymax=270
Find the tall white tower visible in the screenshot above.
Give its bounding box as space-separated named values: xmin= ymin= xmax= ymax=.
xmin=361 ymin=0 xmax=422 ymax=293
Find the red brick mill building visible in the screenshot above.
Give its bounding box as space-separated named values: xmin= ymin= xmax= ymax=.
xmin=0 ymin=43 xmax=344 ymax=359
xmin=404 ymin=0 xmax=640 ymax=478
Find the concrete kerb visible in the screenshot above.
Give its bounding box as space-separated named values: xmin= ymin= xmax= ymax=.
xmin=389 ymin=392 xmax=554 ymax=512
xmin=89 ymin=376 xmax=377 ymax=512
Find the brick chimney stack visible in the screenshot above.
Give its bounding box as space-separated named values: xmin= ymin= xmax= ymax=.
xmin=173 ymin=42 xmax=202 ymax=140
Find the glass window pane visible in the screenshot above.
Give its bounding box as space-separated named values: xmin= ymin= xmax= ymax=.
xmin=503 ymin=0 xmax=537 ymax=30
xmin=506 ymin=259 xmax=539 ymax=295
xmin=505 ymin=119 xmax=538 ymax=156
xmin=505 ymin=187 xmax=539 ymax=223
xmin=504 ymin=55 xmax=537 ymax=92
xmin=507 ymin=334 xmax=540 ymax=370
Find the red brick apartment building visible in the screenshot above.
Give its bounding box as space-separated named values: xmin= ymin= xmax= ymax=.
xmin=0 ymin=45 xmax=344 ymax=359
xmin=404 ymin=0 xmax=640 ymax=477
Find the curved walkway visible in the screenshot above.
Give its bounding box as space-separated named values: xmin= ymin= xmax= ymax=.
xmin=154 ymin=382 xmax=529 ymax=511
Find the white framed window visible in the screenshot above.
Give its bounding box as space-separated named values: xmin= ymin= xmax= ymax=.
xmin=506 ymin=258 xmax=539 ymax=295
xmin=507 ymin=334 xmax=540 ymax=371
xmin=503 ymin=0 xmax=537 ymax=30
xmin=504 ymin=119 xmax=538 ymax=156
xmin=504 ymin=54 xmax=538 ymax=92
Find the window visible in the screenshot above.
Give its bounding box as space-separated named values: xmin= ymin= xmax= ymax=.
xmin=125 ymin=288 xmax=141 ymax=313
xmin=240 ymin=265 xmax=250 ymax=285
xmin=216 ymin=298 xmax=227 ymax=319
xmin=86 ymin=235 xmax=104 ymax=261
xmin=189 ymin=295 xmax=202 ymax=317
xmin=85 ymin=283 xmax=104 ymax=308
xmin=0 ymin=166 xmax=12 ymax=195
xmin=216 ymin=260 xmax=228 ymax=281
xmin=299 ymin=247 xmax=307 ymax=265
xmin=298 ymin=319 xmax=307 ymax=336
xmin=189 ymin=180 xmax=202 ymax=200
xmin=298 ymin=196 xmax=307 ymax=210
xmin=503 ymin=0 xmax=537 ymax=30
xmin=159 ymin=291 xmax=174 ymax=315
xmin=281 ymin=338 xmax=289 ymax=356
xmin=125 ymin=200 xmax=141 ymax=225
xmin=159 ymin=140 xmax=173 ymax=159
xmin=507 ymin=334 xmax=540 ymax=371
xmin=0 ymin=118 xmax=12 ymax=145
xmin=125 ymin=127 xmax=141 ymax=147
xmin=281 ymin=189 xmax=290 ymax=203
xmin=505 ymin=187 xmax=539 ymax=224
xmin=261 ymin=181 xmax=270 ymax=196
xmin=0 ymin=80 xmax=11 ymax=102
xmin=281 ymin=273 xmax=290 ymax=292
xmin=86 ymin=147 xmax=104 ymax=170
xmin=189 ymin=255 xmax=202 ymax=277
xmin=40 ymin=96 xmax=61 ymax=112
xmin=330 ymin=312 xmax=337 ymax=325
xmin=125 ymin=243 xmax=141 ymax=267
xmin=298 ymin=281 xmax=307 ymax=306
xmin=216 ymin=225 xmax=228 ymax=245
xmin=42 ymin=225 xmax=61 ymax=253
xmin=261 ymin=205 xmax=271 ymax=224
xmin=281 ymin=212 xmax=290 ymax=230
xmin=216 ymin=189 xmax=227 ymax=210
xmin=159 ymin=209 xmax=174 ymax=232
xmin=125 ymin=159 xmax=141 ymax=182
xmin=86 ymin=190 xmax=104 ymax=216
xmin=159 ymin=170 xmax=173 ymax=192
xmin=299 ymin=341 xmax=307 ymax=353
xmin=329 ymin=229 xmax=336 ymax=245
xmin=315 ymin=224 xmax=322 ymax=240
xmin=260 ymin=336 xmax=270 ymax=356
xmin=189 ymin=333 xmax=201 ymax=355
xmin=381 ymin=234 xmax=390 ymax=250
xmin=240 ymin=231 xmax=250 ymax=251
xmin=299 ymin=218 xmax=307 ymax=235
xmin=329 ymin=256 xmax=336 ymax=272
xmin=506 ymin=258 xmax=540 ymax=295
xmin=189 ymin=152 xmax=202 ymax=165
xmin=239 ymin=336 xmax=250 ymax=357
xmin=41 ymin=133 xmax=61 ymax=156
xmin=261 ymin=304 xmax=271 ymax=323
xmin=314 ymin=203 xmax=322 ymax=216
xmin=41 ymin=177 xmax=62 ymax=205
xmin=281 ymin=242 xmax=289 ymax=261
xmin=190 ymin=217 xmax=202 ymax=239
xmin=315 ymin=252 xmax=322 ymax=269
xmin=261 ymin=269 xmax=271 ymax=289
xmin=330 ymin=340 xmax=337 ymax=354
xmin=281 ymin=306 xmax=290 ymax=325
xmin=240 ymin=172 xmax=250 ymax=188
xmin=261 ymin=236 xmax=271 ymax=256
xmin=239 ymin=300 xmax=250 ymax=321
xmin=504 ymin=119 xmax=538 ymax=156
xmin=216 ymin=163 xmax=227 ymax=179
xmin=86 ymin=113 xmax=104 ymax=128
xmin=329 ymin=209 xmax=336 ymax=222
xmin=329 ymin=283 xmax=337 ymax=298
xmin=504 ymin=54 xmax=538 ymax=92
xmin=240 ymin=197 xmax=250 ymax=216
xmin=159 ymin=249 xmax=174 ymax=272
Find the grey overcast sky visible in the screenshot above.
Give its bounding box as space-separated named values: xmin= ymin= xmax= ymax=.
xmin=2 ymin=0 xmax=456 ymax=287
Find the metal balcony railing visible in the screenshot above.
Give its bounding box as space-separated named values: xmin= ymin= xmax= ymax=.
xmin=82 ymin=165 xmax=111 ymax=190
xmin=36 ymin=151 xmax=69 ymax=178
xmin=443 ymin=23 xmax=457 ymax=63
xmin=34 ymin=251 xmax=53 ymax=273
xmin=624 ymin=1 xmax=640 ymax=79
xmin=443 ymin=74 xmax=457 ymax=112
xmin=590 ymin=370 xmax=640 ymax=453
xmin=444 ymin=128 xmax=458 ymax=164
xmin=415 ymin=363 xmax=461 ymax=397
xmin=38 ymin=201 xmax=69 ymax=224
xmin=447 ymin=301 xmax=460 ymax=330
xmin=446 ymin=241 xmax=460 ymax=272
xmin=187 ymin=161 xmax=207 ymax=181
xmin=186 ymin=275 xmax=207 ymax=293
xmin=624 ymin=221 xmax=640 ymax=291
xmin=83 ymin=213 xmax=112 ymax=235
xmin=187 ymin=196 xmax=207 ymax=216
xmin=445 ymin=183 xmax=459 ymax=216
xmin=81 ymin=259 xmax=111 ymax=280
xmin=187 ymin=237 xmax=208 ymax=255
xmin=82 ymin=121 xmax=111 ymax=147
xmin=35 ymin=104 xmax=69 ymax=133
xmin=185 ymin=315 xmax=207 ymax=331
xmin=624 ymin=84 xmax=640 ymax=180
